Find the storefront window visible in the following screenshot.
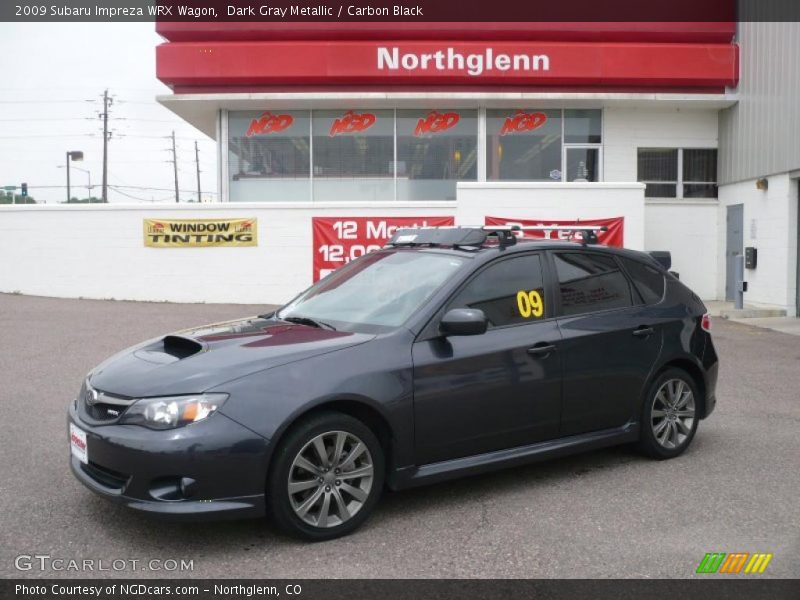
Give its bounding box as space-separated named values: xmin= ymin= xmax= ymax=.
xmin=565 ymin=147 xmax=600 ymax=182
xmin=312 ymin=109 xmax=394 ymax=202
xmin=682 ymin=149 xmax=718 ymax=198
xmin=564 ymin=109 xmax=602 ymax=144
xmin=396 ymin=109 xmax=478 ymax=200
xmin=226 ymin=107 xmax=608 ymax=202
xmin=228 ymin=110 xmax=310 ymax=202
xmin=487 ymin=109 xmax=562 ymax=181
xmin=637 ymin=148 xmax=717 ymax=199
xmin=637 ymin=148 xmax=678 ymax=197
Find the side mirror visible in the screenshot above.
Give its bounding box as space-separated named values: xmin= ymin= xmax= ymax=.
xmin=440 ymin=308 xmax=488 ymax=336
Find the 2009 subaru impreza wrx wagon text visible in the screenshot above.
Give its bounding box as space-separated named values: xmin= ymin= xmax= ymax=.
xmin=68 ymin=226 xmax=718 ymax=540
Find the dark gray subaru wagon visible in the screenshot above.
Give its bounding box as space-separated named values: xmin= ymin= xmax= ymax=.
xmin=69 ymin=226 xmax=718 ymax=540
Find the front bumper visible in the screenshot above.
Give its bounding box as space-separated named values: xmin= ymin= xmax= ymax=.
xmin=68 ymin=401 xmax=269 ymax=521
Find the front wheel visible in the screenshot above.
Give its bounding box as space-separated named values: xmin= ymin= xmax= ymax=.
xmin=638 ymin=368 xmax=700 ymax=459
xmin=267 ymin=412 xmax=384 ymax=541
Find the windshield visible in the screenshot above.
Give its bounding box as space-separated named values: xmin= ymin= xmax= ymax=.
xmin=278 ymin=251 xmax=466 ymax=330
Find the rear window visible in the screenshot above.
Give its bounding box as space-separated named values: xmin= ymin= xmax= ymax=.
xmin=554 ymin=252 xmax=634 ymax=316
xmin=620 ymin=257 xmax=665 ymax=305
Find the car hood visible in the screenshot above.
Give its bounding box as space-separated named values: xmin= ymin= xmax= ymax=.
xmin=89 ymin=316 xmax=374 ymax=398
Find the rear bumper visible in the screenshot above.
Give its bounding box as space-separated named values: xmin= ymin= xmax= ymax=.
xmin=701 ymin=335 xmax=719 ymax=419
xmin=68 ymin=402 xmax=269 ymax=521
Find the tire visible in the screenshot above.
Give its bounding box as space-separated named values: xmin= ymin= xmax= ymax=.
xmin=267 ymin=411 xmax=385 ymax=541
xmin=637 ymin=368 xmax=700 ymax=460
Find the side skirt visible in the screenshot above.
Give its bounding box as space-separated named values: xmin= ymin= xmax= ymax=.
xmin=388 ymin=422 xmax=640 ymax=491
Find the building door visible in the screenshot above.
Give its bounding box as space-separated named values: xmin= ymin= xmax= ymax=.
xmin=726 ymin=204 xmax=744 ymax=302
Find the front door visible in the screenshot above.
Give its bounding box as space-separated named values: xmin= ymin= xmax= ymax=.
xmin=412 ymin=253 xmax=562 ymax=465
xmin=550 ymin=251 xmax=662 ymax=436
xmin=726 ymin=204 xmax=744 ymax=302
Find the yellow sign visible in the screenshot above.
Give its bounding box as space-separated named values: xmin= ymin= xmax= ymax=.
xmin=143 ymin=218 xmax=258 ymax=248
xmin=516 ymin=290 xmax=544 ymax=318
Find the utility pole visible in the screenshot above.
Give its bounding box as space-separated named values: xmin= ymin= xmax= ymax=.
xmin=171 ymin=131 xmax=179 ymax=203
xmin=194 ymin=141 xmax=202 ymax=203
xmin=66 ymin=153 xmax=71 ymax=203
xmin=100 ymin=89 xmax=112 ymax=203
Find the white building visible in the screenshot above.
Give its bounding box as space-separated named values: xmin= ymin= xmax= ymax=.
xmin=1 ymin=21 xmax=798 ymax=313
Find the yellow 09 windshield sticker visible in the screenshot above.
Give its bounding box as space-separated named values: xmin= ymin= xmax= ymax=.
xmin=516 ymin=290 xmax=544 ymax=319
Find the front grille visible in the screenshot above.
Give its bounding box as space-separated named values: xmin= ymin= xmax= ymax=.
xmin=81 ymin=384 xmax=135 ymax=424
xmin=85 ymin=401 xmax=126 ymax=421
xmin=81 ymin=461 xmax=130 ymax=491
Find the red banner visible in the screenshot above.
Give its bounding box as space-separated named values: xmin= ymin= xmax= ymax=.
xmin=312 ymin=216 xmax=455 ymax=281
xmin=485 ymin=216 xmax=624 ymax=247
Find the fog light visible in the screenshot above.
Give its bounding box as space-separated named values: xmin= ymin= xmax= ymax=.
xmin=180 ymin=477 xmax=197 ymax=498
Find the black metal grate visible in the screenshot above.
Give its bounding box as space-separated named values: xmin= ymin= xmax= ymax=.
xmin=80 ymin=461 xmax=129 ymax=490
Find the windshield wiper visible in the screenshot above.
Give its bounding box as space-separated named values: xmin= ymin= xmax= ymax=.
xmin=281 ymin=315 xmax=337 ymax=331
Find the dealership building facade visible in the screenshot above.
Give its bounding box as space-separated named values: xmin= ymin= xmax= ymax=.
xmin=148 ymin=20 xmax=798 ymax=313
xmin=2 ymin=20 xmax=798 ymax=312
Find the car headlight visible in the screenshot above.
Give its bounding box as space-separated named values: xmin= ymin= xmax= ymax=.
xmin=119 ymin=393 xmax=228 ymax=430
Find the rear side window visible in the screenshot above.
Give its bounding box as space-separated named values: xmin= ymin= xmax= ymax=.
xmin=448 ymin=254 xmax=545 ymax=328
xmin=554 ymin=252 xmax=634 ymax=316
xmin=619 ymin=257 xmax=665 ymax=305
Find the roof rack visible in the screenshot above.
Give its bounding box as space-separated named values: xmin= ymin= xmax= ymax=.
xmin=385 ymin=224 xmax=608 ymax=249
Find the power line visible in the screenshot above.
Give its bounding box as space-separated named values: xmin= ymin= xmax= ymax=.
xmin=0 ymin=99 xmax=94 ymax=104
xmin=108 ymin=186 xmax=174 ymax=203
xmin=0 ymin=134 xmax=97 ymax=139
xmin=0 ymin=117 xmax=94 ymax=122
xmin=24 ymin=183 xmax=216 ymax=194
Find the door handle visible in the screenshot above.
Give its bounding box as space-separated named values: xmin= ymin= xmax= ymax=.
xmin=632 ymin=326 xmax=655 ymax=338
xmin=527 ymin=344 xmax=557 ymax=358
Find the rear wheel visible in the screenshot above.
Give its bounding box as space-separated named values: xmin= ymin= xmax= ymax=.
xmin=267 ymin=412 xmax=384 ymax=541
xmin=638 ymin=368 xmax=699 ymax=459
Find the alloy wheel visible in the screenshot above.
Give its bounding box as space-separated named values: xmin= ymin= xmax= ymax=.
xmin=287 ymin=430 xmax=374 ymax=528
xmin=651 ymin=379 xmax=696 ymax=450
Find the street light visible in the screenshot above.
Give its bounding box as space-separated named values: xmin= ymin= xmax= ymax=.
xmin=58 ymin=164 xmax=91 ymax=200
xmin=65 ymin=150 xmax=84 ymax=203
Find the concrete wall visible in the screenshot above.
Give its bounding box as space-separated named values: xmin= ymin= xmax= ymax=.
xmin=717 ymin=174 xmax=799 ymax=315
xmin=600 ymin=106 xmax=721 ymax=300
xmin=457 ymin=182 xmax=719 ymax=300
xmin=0 ymin=181 xmax=730 ymax=305
xmin=0 ymin=202 xmax=454 ymax=305
xmin=457 ymin=181 xmax=646 ymax=250
xmin=644 ymin=200 xmax=720 ymax=301
xmin=603 ymin=107 xmax=719 ymax=182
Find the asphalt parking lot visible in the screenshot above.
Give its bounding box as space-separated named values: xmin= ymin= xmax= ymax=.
xmin=1 ymin=292 xmax=798 ymax=579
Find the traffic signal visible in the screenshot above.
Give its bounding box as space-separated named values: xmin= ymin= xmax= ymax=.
xmin=20 ymin=183 xmax=27 ymax=197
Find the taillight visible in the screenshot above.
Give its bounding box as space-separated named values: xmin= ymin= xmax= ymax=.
xmin=701 ymin=313 xmax=712 ymax=333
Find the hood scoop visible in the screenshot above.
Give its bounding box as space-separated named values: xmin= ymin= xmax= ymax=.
xmin=132 ymin=335 xmax=204 ymax=365
xmin=162 ymin=335 xmax=204 ymax=359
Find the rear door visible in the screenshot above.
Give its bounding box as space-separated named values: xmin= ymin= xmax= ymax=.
xmin=551 ymin=251 xmax=662 ymax=436
xmin=412 ymin=252 xmax=563 ymax=465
